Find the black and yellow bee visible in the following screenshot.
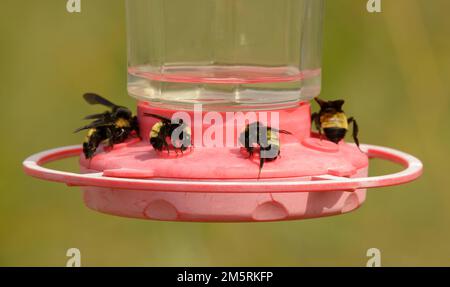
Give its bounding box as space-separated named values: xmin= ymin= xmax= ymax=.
xmin=311 ymin=98 xmax=360 ymax=148
xmin=240 ymin=122 xmax=291 ymax=177
xmin=144 ymin=113 xmax=191 ymax=154
xmin=75 ymin=93 xmax=139 ymax=159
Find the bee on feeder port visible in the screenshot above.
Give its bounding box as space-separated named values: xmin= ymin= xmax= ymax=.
xmin=239 ymin=122 xmax=292 ymax=178
xmin=75 ymin=93 xmax=139 ymax=159
xmin=144 ymin=113 xmax=192 ymax=154
xmin=311 ymin=98 xmax=360 ymax=148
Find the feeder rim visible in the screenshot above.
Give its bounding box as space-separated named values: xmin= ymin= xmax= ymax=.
xmin=23 ymin=144 xmax=422 ymax=193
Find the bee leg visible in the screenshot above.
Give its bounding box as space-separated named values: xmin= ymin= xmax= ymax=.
xmin=117 ymin=129 xmax=125 ymax=140
xmin=104 ymin=128 xmax=114 ymax=148
xmin=311 ymin=112 xmax=323 ymax=140
xmin=161 ymin=131 xmax=171 ymax=154
xmin=247 ymin=146 xmax=254 ymax=158
xmin=348 ymin=117 xmax=361 ymax=151
xmin=163 ymin=140 xmax=171 ymax=154
xmin=258 ymin=156 xmax=265 ymax=179
xmin=132 ymin=116 xmax=141 ymax=138
xmin=276 ymin=149 xmax=281 ymax=159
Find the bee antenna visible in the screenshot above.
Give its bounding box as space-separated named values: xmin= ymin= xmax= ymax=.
xmin=278 ymin=129 xmax=292 ymax=135
xmin=315 ymin=97 xmax=326 ymax=107
xmin=258 ymin=157 xmax=264 ymax=180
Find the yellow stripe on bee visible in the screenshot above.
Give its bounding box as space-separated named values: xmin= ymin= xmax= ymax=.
xmin=267 ymin=130 xmax=280 ymax=146
xmin=85 ymin=128 xmax=96 ymax=142
xmin=320 ymin=112 xmax=348 ymax=129
xmin=115 ymin=118 xmax=130 ymax=128
xmin=150 ymin=122 xmax=163 ymax=138
xmin=87 ymin=128 xmax=96 ymax=136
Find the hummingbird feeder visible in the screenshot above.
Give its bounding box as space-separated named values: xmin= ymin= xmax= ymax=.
xmin=23 ymin=0 xmax=422 ymax=222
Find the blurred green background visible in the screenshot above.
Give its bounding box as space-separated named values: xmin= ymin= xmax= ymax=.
xmin=1 ymin=0 xmax=449 ymax=266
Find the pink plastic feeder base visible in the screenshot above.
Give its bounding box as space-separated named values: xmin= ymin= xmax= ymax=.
xmin=81 ymin=169 xmax=368 ymax=222
xmin=23 ymin=102 xmax=423 ymax=222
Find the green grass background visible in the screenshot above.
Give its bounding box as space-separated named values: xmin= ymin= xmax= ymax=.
xmin=1 ymin=0 xmax=449 ymax=266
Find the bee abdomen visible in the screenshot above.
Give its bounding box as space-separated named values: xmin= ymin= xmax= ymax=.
xmin=324 ymin=127 xmax=347 ymax=144
xmin=150 ymin=137 xmax=164 ymax=151
xmin=83 ymin=128 xmax=105 ymax=159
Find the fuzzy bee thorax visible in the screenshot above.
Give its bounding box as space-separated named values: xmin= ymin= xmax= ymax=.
xmin=320 ymin=112 xmax=349 ymax=130
xmin=115 ymin=118 xmax=131 ymax=128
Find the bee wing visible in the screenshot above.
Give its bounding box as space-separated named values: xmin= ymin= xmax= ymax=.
xmin=74 ymin=120 xmax=114 ymax=133
xmin=83 ymin=112 xmax=110 ymax=120
xmin=143 ymin=113 xmax=171 ymax=122
xmin=83 ymin=93 xmax=118 ymax=108
xmin=269 ymin=127 xmax=292 ymax=135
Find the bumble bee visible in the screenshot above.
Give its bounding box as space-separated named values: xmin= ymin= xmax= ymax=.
xmin=311 ymin=98 xmax=360 ymax=148
xmin=75 ymin=93 xmax=139 ymax=159
xmin=239 ymin=122 xmax=292 ymax=177
xmin=144 ymin=113 xmax=191 ymax=154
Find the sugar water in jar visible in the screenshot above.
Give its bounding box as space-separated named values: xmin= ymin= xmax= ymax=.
xmin=126 ymin=0 xmax=324 ymax=110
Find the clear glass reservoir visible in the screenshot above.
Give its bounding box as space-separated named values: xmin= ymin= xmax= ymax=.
xmin=126 ymin=0 xmax=324 ymax=110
